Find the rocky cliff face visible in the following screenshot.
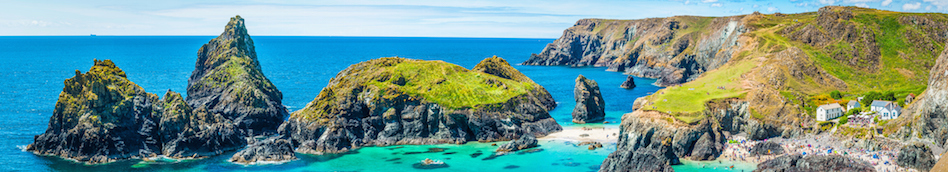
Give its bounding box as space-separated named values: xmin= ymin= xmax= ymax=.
xmin=896 ymin=142 xmax=937 ymax=171
xmin=279 ymin=57 xmax=561 ymax=154
xmin=754 ymin=154 xmax=876 ymax=172
xmin=573 ymin=75 xmax=605 ymax=124
xmin=186 ymin=15 xmax=288 ymax=136
xmin=893 ymin=40 xmax=948 ymax=148
xmin=599 ymin=99 xmax=753 ymax=171
xmin=523 ymin=16 xmax=749 ymax=86
xmin=28 ymin=60 xmax=166 ymax=163
xmin=229 ymin=137 xmax=297 ymax=164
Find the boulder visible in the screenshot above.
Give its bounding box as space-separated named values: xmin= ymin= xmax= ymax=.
xmin=750 ymin=141 xmax=785 ymax=156
xmin=620 ymin=76 xmax=636 ymax=89
xmin=573 ymin=75 xmax=605 ymax=124
xmin=496 ymin=133 xmax=538 ymax=152
xmin=755 ymin=154 xmax=875 ymax=172
xmin=230 ymin=138 xmax=297 ymax=164
xmin=896 ymin=142 xmax=936 ymax=172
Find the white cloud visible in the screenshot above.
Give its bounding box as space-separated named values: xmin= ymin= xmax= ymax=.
xmin=797 ymin=2 xmax=810 ymax=6
xmin=684 ymin=0 xmax=691 ymax=5
xmin=753 ymin=4 xmax=760 ymax=8
xmin=820 ymin=0 xmax=836 ymax=4
xmin=711 ymin=3 xmax=722 ymax=7
xmin=922 ymin=0 xmax=948 ymax=10
xmin=881 ymin=0 xmax=893 ymax=6
xmin=768 ymin=7 xmax=779 ymax=12
xmin=843 ymin=0 xmax=876 ymax=2
xmin=702 ymin=0 xmax=718 ymax=3
xmin=855 ymin=3 xmax=869 ymax=7
xmin=904 ymin=2 xmax=922 ymax=10
xmin=927 ymin=5 xmax=933 ymax=10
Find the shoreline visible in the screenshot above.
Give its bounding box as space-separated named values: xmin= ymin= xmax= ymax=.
xmin=539 ymin=125 xmax=620 ymax=144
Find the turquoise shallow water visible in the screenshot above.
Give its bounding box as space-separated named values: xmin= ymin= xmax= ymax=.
xmin=0 ymin=36 xmax=747 ymax=171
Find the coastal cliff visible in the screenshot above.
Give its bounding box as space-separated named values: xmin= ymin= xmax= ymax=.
xmin=523 ymin=16 xmax=748 ymax=86
xmin=279 ymin=56 xmax=561 ymax=154
xmin=27 ymin=60 xmax=165 ymax=163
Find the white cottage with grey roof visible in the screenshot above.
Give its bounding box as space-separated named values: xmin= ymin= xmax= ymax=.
xmin=870 ymin=100 xmax=901 ymax=120
xmin=816 ymin=103 xmax=843 ymax=121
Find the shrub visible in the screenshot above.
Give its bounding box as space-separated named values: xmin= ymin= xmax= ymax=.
xmin=830 ymin=90 xmax=843 ymax=99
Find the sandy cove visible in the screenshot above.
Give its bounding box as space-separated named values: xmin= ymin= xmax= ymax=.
xmin=539 ymin=125 xmax=620 ymax=144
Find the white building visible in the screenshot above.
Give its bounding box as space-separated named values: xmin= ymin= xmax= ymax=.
xmin=870 ymin=100 xmax=901 ymax=120
xmin=816 ymin=103 xmax=844 ymax=121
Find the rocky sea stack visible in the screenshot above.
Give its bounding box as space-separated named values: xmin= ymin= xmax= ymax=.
xmin=279 ymin=56 xmax=561 ymax=154
xmin=572 ymin=75 xmax=605 ymax=124
xmin=27 ymin=60 xmax=164 ymax=164
xmin=28 ymin=15 xmax=288 ymax=163
xmin=619 ymin=76 xmax=636 ymax=89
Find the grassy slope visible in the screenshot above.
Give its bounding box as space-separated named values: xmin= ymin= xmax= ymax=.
xmin=367 ymin=59 xmax=536 ymax=108
xmin=640 ymin=7 xmax=944 ymax=122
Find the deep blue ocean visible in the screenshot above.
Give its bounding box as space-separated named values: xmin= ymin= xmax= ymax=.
xmin=0 ymin=36 xmax=751 ymax=171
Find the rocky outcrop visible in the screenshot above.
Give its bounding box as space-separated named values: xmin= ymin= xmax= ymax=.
xmin=496 ymin=133 xmax=538 ymax=152
xmin=896 ymin=142 xmax=937 ymax=172
xmin=523 ymin=16 xmax=748 ymax=86
xmin=27 ymin=60 xmax=163 ymax=164
xmin=620 ymin=76 xmax=636 ymax=89
xmin=781 ymin=6 xmax=881 ymax=72
xmin=754 ymin=154 xmax=876 ymax=172
xmin=600 ymin=99 xmax=751 ymax=171
xmin=230 ymin=138 xmax=297 ymax=164
xmin=279 ymin=57 xmax=561 ymax=154
xmin=750 ymin=141 xmax=784 ymax=156
xmin=160 ymin=15 xmax=287 ymax=158
xmin=573 ymin=75 xmax=605 ymax=124
xmin=894 ymin=38 xmax=948 ymax=148
xmin=185 ymin=15 xmax=288 ymax=136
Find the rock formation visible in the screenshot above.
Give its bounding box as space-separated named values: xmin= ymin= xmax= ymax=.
xmin=894 ymin=42 xmax=948 ymax=148
xmin=522 ymin=16 xmax=748 ymax=86
xmin=496 ymin=133 xmax=538 ymax=153
xmin=279 ymin=57 xmax=561 ymax=154
xmin=750 ymin=141 xmax=785 ymax=156
xmin=573 ymin=75 xmax=605 ymax=124
xmin=754 ymin=154 xmax=876 ymax=172
xmin=230 ymin=138 xmax=297 ymax=164
xmin=620 ymin=76 xmax=636 ymax=89
xmin=162 ymin=15 xmax=287 ymax=158
xmin=27 ymin=60 xmax=163 ymax=164
xmin=896 ymin=142 xmax=937 ymax=172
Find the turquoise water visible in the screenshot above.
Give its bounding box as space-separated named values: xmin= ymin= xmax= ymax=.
xmin=0 ymin=36 xmax=741 ymax=171
xmin=673 ymin=160 xmax=758 ymax=172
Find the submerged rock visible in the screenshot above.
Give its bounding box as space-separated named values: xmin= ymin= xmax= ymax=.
xmin=230 ymin=138 xmax=297 ymax=164
xmin=279 ymin=56 xmax=561 ymax=154
xmin=896 ymin=142 xmax=936 ymax=172
xmin=572 ymin=75 xmax=605 ymax=124
xmin=27 ymin=59 xmax=163 ymax=164
xmin=620 ymin=76 xmax=636 ymax=89
xmin=754 ymin=154 xmax=875 ymax=172
xmin=496 ymin=133 xmax=538 ymax=152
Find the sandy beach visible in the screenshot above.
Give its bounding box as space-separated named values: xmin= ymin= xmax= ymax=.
xmin=539 ymin=125 xmax=620 ymax=144
xmin=718 ymin=133 xmax=926 ymax=172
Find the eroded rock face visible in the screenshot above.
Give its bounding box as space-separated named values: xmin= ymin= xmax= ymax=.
xmin=573 ymin=75 xmax=605 ymax=124
xmin=896 ymin=39 xmax=948 ymax=148
xmin=600 ymin=99 xmax=751 ymax=171
xmin=27 ymin=60 xmax=163 ymax=164
xmin=230 ymin=138 xmax=297 ymax=164
xmin=754 ymin=154 xmax=876 ymax=172
xmin=186 ymin=15 xmax=288 ymax=136
xmin=496 ymin=133 xmax=538 ymax=152
xmin=896 ymin=142 xmax=936 ymax=172
xmin=280 ymin=57 xmax=561 ymax=154
xmin=523 ymin=16 xmax=747 ymax=86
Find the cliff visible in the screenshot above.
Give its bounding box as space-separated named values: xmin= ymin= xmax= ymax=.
xmin=279 ymin=56 xmax=561 ymax=154
xmin=523 ymin=16 xmax=748 ymax=86
xmin=890 ymin=42 xmax=948 ymax=148
xmin=754 ymin=154 xmax=876 ymax=172
xmin=27 ymin=60 xmax=164 ymax=164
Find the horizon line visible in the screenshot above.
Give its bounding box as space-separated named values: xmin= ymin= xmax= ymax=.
xmin=0 ymin=35 xmax=558 ymax=39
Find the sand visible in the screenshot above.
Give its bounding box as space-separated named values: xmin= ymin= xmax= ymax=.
xmin=539 ymin=125 xmax=620 ymax=144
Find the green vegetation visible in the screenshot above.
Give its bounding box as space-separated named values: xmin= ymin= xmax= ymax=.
xmin=838 ymin=114 xmax=848 ymax=125
xmin=640 ymin=58 xmax=755 ymax=122
xmin=830 ymin=90 xmax=843 ymax=99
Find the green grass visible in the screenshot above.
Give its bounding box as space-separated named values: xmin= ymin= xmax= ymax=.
xmin=366 ymin=60 xmax=536 ymax=108
xmin=641 ymin=58 xmax=756 ymax=120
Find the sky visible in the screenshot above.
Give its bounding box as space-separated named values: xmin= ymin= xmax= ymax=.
xmin=2 ymin=0 xmax=948 ymax=38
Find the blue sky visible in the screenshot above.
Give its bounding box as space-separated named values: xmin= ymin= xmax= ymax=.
xmin=2 ymin=0 xmax=947 ymax=38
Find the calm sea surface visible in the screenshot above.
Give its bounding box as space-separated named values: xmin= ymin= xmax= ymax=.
xmin=0 ymin=36 xmax=750 ymax=171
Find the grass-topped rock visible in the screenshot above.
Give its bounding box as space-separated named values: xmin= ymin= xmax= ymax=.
xmin=279 ymin=56 xmax=561 ymax=154
xmin=28 ymin=59 xmax=165 ymax=164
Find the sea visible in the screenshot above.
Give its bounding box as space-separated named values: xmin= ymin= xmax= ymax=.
xmin=0 ymin=36 xmax=756 ymax=172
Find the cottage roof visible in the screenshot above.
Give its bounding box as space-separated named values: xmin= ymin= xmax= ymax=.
xmin=818 ymin=103 xmax=842 ymax=110
xmin=871 ymin=100 xmax=892 ymax=107
xmin=847 ymin=100 xmax=859 ymax=107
